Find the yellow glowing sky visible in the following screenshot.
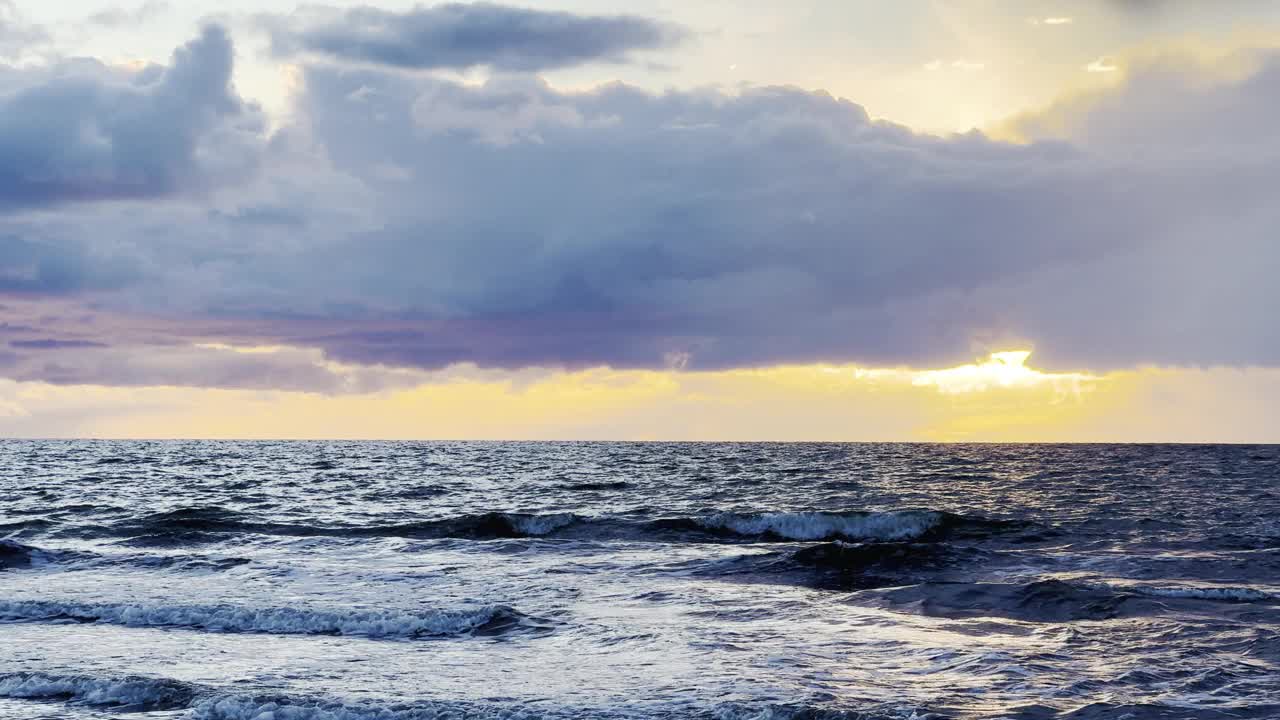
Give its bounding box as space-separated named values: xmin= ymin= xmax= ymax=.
xmin=1 ymin=351 xmax=1275 ymax=442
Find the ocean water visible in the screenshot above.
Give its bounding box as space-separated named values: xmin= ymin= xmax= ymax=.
xmin=1 ymin=441 xmax=1278 ymax=720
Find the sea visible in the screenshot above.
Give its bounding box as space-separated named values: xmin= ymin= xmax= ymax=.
xmin=1 ymin=441 xmax=1278 ymax=720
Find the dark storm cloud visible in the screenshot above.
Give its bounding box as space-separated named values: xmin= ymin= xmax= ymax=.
xmin=0 ymin=24 xmax=265 ymax=212
xmin=266 ymin=3 xmax=686 ymax=72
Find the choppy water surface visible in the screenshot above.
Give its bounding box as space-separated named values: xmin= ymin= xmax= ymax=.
xmin=2 ymin=441 xmax=1278 ymax=719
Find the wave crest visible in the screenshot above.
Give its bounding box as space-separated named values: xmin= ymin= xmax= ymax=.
xmin=693 ymin=511 xmax=943 ymax=541
xmin=0 ymin=599 xmax=536 ymax=638
xmin=0 ymin=539 xmax=89 ymax=570
xmin=1096 ymin=583 xmax=1278 ymax=603
xmin=0 ymin=539 xmax=38 ymax=570
xmin=683 ymin=510 xmax=1025 ymax=542
xmin=0 ymin=672 xmax=198 ymax=710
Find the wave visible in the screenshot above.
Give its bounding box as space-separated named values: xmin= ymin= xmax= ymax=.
xmin=191 ymin=696 xmax=928 ymax=720
xmin=679 ymin=511 xmax=946 ymax=542
xmin=710 ymin=702 xmax=928 ymax=720
xmin=0 ymin=671 xmax=920 ymax=720
xmin=0 ymin=539 xmax=91 ymax=570
xmin=0 ymin=671 xmax=199 ymax=711
xmin=694 ymin=541 xmax=988 ymax=592
xmin=650 ymin=509 xmax=1036 ymax=544
xmin=0 ymin=598 xmax=537 ymax=639
xmin=856 ymin=578 xmax=1279 ymax=623
xmin=99 ymin=506 xmax=1033 ymax=547
xmin=563 ymin=481 xmax=631 ymax=491
xmin=0 ymin=677 xmax=511 ymax=720
xmin=0 ymin=539 xmax=40 ymax=570
xmin=1 ymin=538 xmax=247 ymax=574
xmin=108 ymin=508 xmax=584 ymax=543
xmin=1094 ymin=583 xmax=1278 ymax=603
xmin=856 ymin=579 xmax=1147 ymax=622
xmin=111 ymin=554 xmax=253 ymax=572
xmin=789 ymin=540 xmax=968 ymax=572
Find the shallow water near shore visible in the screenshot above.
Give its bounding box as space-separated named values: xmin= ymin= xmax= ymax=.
xmin=2 ymin=440 xmax=1278 ymax=719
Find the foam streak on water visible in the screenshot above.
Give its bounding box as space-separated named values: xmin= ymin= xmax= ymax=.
xmin=1 ymin=440 xmax=1278 ymax=719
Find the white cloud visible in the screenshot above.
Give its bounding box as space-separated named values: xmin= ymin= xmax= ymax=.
xmin=1087 ymin=57 xmax=1119 ymax=73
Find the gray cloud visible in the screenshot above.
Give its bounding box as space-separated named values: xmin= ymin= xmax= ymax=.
xmin=86 ymin=1 xmax=171 ymax=28
xmin=0 ymin=24 xmax=265 ymax=212
xmin=2 ymin=31 xmax=1280 ymax=388
xmin=0 ymin=301 xmax=433 ymax=392
xmin=266 ymin=3 xmax=686 ymax=72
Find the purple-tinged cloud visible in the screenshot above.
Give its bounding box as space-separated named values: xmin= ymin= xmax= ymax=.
xmin=2 ymin=30 xmax=1280 ymax=388
xmin=266 ymin=3 xmax=687 ymax=72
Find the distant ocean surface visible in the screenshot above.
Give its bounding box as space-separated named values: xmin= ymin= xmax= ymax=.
xmin=2 ymin=442 xmax=1279 ymax=720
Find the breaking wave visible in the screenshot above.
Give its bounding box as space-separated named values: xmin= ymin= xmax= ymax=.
xmin=650 ymin=509 xmax=1035 ymax=543
xmin=685 ymin=511 xmax=948 ymax=541
xmin=0 ymin=671 xmax=199 ymax=711
xmin=0 ymin=599 xmax=536 ymax=638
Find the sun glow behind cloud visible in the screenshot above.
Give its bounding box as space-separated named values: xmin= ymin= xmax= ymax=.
xmin=0 ymin=347 xmax=1273 ymax=443
xmin=911 ymin=351 xmax=1093 ymax=394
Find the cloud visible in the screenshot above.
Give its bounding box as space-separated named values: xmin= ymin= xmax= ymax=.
xmin=1101 ymin=0 xmax=1273 ymax=18
xmin=0 ymin=342 xmax=429 ymax=393
xmin=1086 ymin=57 xmax=1119 ymax=73
xmin=265 ymin=3 xmax=687 ymax=73
xmin=85 ymin=1 xmax=171 ymax=28
xmin=0 ymin=1 xmax=48 ymax=59
xmin=0 ymin=24 xmax=266 ymax=212
xmin=9 ymin=338 xmax=108 ymax=349
xmin=4 ymin=31 xmax=1280 ymax=388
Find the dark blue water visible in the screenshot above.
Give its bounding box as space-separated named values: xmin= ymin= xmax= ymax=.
xmin=1 ymin=441 xmax=1278 ymax=719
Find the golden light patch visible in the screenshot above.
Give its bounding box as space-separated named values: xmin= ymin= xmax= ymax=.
xmin=910 ymin=351 xmax=1093 ymax=394
xmin=0 ymin=348 xmax=1275 ymax=442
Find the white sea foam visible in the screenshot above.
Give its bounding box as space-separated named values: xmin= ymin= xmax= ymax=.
xmin=0 ymin=599 xmax=523 ymax=638
xmin=696 ymin=511 xmax=944 ymax=541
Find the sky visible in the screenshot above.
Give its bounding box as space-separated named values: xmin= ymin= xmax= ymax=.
xmin=1 ymin=0 xmax=1279 ymax=440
